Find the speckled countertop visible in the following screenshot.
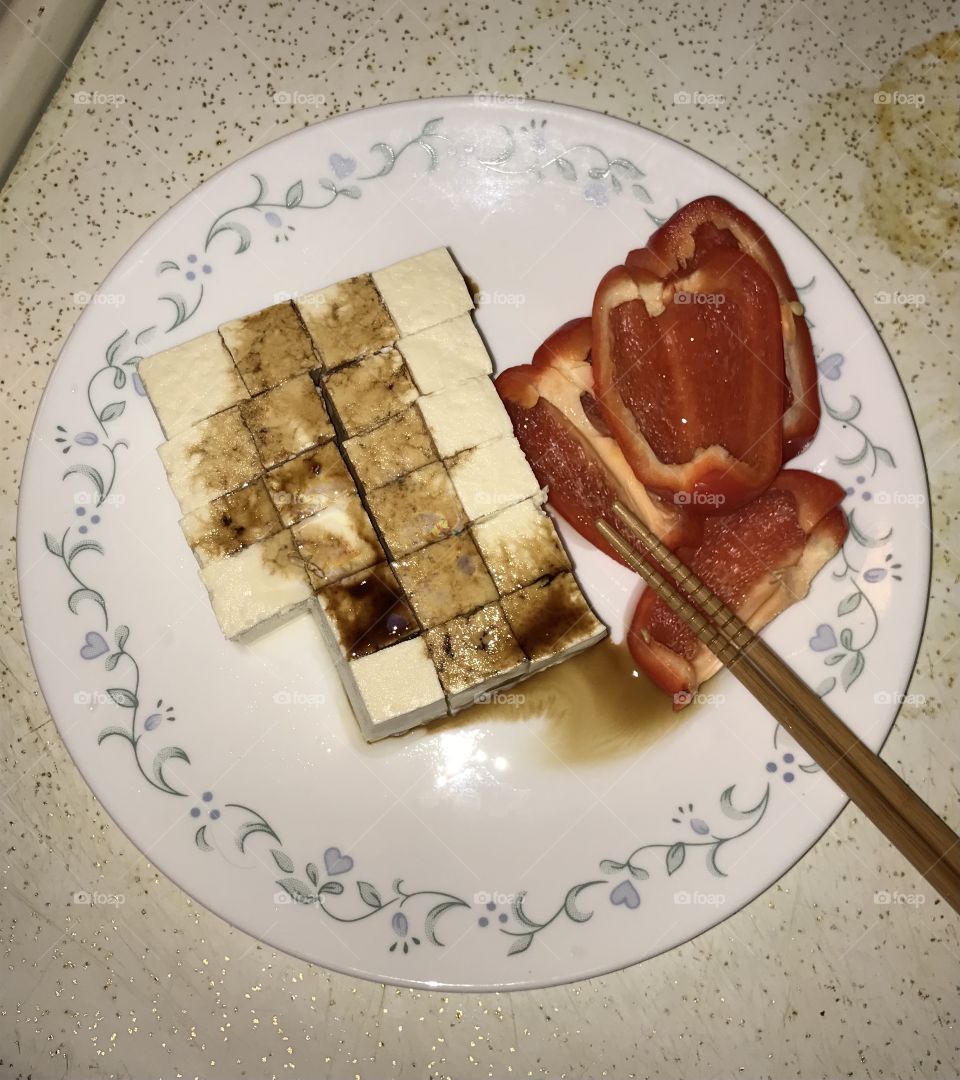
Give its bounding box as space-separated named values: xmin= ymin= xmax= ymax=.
xmin=2 ymin=2 xmax=959 ymax=1077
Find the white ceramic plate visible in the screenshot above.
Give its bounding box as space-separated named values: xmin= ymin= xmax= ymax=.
xmin=17 ymin=98 xmax=930 ymax=991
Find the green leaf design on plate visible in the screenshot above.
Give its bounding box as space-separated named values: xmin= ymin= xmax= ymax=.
xmin=107 ymin=687 xmax=137 ymax=708
xmin=841 ymin=652 xmax=865 ymax=690
xmin=105 ymin=331 xmax=127 ymax=367
xmin=43 ymin=532 xmax=62 ymax=557
xmin=63 ymin=463 xmax=106 ymax=504
xmin=272 ymin=849 xmax=294 ymax=873
xmin=97 ymin=725 xmax=133 ymax=745
xmin=285 ymin=180 xmax=304 ymax=208
xmin=318 ymin=880 xmax=344 ymax=895
xmin=357 ymin=881 xmax=382 ymax=908
xmin=277 ymin=877 xmax=316 ymax=904
xmin=151 ymin=745 xmax=189 ymax=795
xmin=114 ymin=625 xmax=129 ymax=650
xmin=665 ymin=842 xmax=686 ymax=875
xmin=98 ymin=401 xmax=126 ymax=424
xmin=555 ymin=157 xmax=576 ymax=181
xmin=68 ymin=540 xmax=104 ymax=562
xmin=67 ymin=586 xmax=106 ymax=619
xmin=598 ymin=858 xmax=625 ymax=874
xmin=838 ymin=592 xmax=862 ymax=615
xmin=563 ymin=881 xmax=601 ymax=923
xmin=507 ymin=932 xmax=535 ymax=956
xmin=815 ymin=676 xmax=837 ymax=696
xmin=305 ymin=862 xmax=319 ymax=886
xmin=423 ymin=900 xmax=468 ymax=946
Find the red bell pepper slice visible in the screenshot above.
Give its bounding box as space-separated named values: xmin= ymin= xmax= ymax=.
xmin=626 ymin=469 xmax=848 ymax=703
xmin=495 ymin=319 xmax=699 ymax=568
xmin=593 ymin=245 xmax=786 ymax=512
xmin=626 ymin=196 xmax=820 ymax=458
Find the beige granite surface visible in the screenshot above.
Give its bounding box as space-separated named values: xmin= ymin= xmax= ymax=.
xmin=1 ymin=1 xmax=958 ymax=1077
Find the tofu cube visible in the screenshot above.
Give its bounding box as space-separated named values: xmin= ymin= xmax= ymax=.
xmin=158 ymin=407 xmax=262 ymax=514
xmin=364 ymin=462 xmax=467 ymax=559
xmin=291 ymin=494 xmax=383 ymax=588
xmin=345 ymin=638 xmax=448 ymax=741
xmin=416 ymin=376 xmax=513 ymax=459
xmin=396 ymin=314 xmax=492 ymax=394
xmin=219 ymin=301 xmax=317 ymax=394
xmin=239 ymin=372 xmax=334 ymax=469
xmin=323 ymin=348 xmax=418 ymax=437
xmin=314 ymin=562 xmax=419 ymax=660
xmin=424 ymin=603 xmax=528 ymax=712
xmin=138 ymin=332 xmax=249 ymax=437
xmin=263 ymin=442 xmax=355 ymax=527
xmin=392 ymin=533 xmax=498 ymax=629
xmin=342 ymin=407 xmax=438 ymax=492
xmin=500 ymin=573 xmax=607 ymax=671
xmin=199 ymin=529 xmax=312 ymax=640
xmin=180 ymin=479 xmax=282 ymax=566
xmin=471 ymin=498 xmax=571 ymax=595
xmin=446 ymin=436 xmax=542 ymax=521
xmin=372 ymin=247 xmax=473 ymax=335
xmin=295 ymin=274 xmax=397 ymax=370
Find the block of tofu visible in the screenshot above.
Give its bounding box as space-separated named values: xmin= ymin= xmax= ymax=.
xmin=139 ymin=332 xmax=250 ymax=437
xmin=263 ymin=442 xmax=356 ymax=527
xmin=424 ymin=603 xmax=529 ymax=712
xmin=158 ymin=407 xmax=262 ymax=514
xmin=219 ymin=301 xmax=317 ymax=395
xmin=396 ymin=314 xmax=492 ymax=394
xmin=324 ymin=349 xmax=419 ymax=437
xmin=314 ymin=562 xmax=419 ymax=660
xmin=500 ymin=573 xmax=607 ymax=671
xmin=372 ymin=247 xmax=473 ymax=336
xmin=291 ymin=494 xmax=383 ymax=588
xmin=392 ymin=533 xmax=498 ymax=629
xmin=416 ymin=376 xmax=513 ymax=459
xmin=199 ymin=529 xmax=312 ymax=640
xmin=239 ymin=372 xmax=334 ymax=469
xmin=345 ymin=637 xmax=448 ymax=741
xmin=364 ymin=462 xmax=467 ymax=559
xmin=342 ymin=407 xmax=438 ymax=491
xmin=446 ymin=436 xmax=542 ymax=521
xmin=180 ymin=479 xmax=282 ymax=567
xmin=295 ymin=274 xmax=397 ymax=370
xmin=471 ymin=498 xmax=571 ymax=595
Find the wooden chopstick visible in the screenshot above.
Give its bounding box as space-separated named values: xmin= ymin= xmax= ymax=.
xmin=596 ymin=503 xmax=960 ymax=914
